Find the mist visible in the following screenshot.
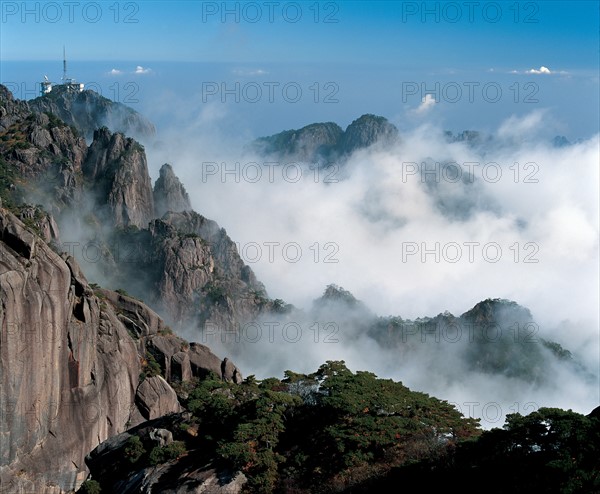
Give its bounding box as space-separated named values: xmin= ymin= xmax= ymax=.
xmin=137 ymin=103 xmax=599 ymax=427
xmin=47 ymin=90 xmax=598 ymax=429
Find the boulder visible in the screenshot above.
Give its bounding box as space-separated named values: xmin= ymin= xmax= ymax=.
xmin=135 ymin=376 xmax=182 ymax=420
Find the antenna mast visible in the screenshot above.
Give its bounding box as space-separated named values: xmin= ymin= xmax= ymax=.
xmin=63 ymin=46 xmax=67 ymax=82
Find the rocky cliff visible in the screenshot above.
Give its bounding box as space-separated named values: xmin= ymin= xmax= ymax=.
xmin=83 ymin=127 xmax=155 ymax=229
xmin=153 ymin=163 xmax=192 ymax=218
xmin=2 ymin=84 xmax=274 ymax=343
xmin=107 ymin=210 xmax=272 ymax=330
xmin=0 ymin=85 xmax=87 ymax=214
xmin=0 ymin=207 xmax=141 ymax=493
xmin=28 ymin=85 xmax=156 ymax=143
xmin=0 ymin=85 xmax=30 ymax=132
xmin=0 ymin=208 xmax=241 ymax=493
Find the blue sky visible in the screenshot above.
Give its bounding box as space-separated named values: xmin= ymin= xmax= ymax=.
xmin=1 ymin=1 xmax=599 ymax=67
xmin=1 ymin=1 xmax=599 ymax=137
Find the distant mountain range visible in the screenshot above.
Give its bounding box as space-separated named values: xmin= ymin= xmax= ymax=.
xmin=251 ymin=114 xmax=575 ymax=165
xmin=252 ymin=113 xmax=399 ymax=163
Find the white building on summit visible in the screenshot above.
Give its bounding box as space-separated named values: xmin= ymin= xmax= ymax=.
xmin=40 ymin=47 xmax=84 ymax=96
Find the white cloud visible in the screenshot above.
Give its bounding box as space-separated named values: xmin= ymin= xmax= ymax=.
xmin=108 ymin=68 xmax=123 ymax=76
xmin=232 ymin=68 xmax=268 ymax=76
xmin=413 ymin=93 xmax=437 ymax=114
xmin=527 ymin=66 xmax=552 ymax=74
xmin=135 ymin=65 xmax=151 ymax=74
xmin=508 ymin=66 xmax=568 ymax=75
xmin=139 ymin=107 xmax=599 ymax=428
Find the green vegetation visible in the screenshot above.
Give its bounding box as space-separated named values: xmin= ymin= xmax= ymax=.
xmin=90 ymin=361 xmax=599 ymax=493
xmin=0 ymin=155 xmax=22 ymax=209
xmin=44 ymin=111 xmax=67 ymax=130
xmin=158 ymin=325 xmax=174 ymax=336
xmin=114 ymin=287 xmax=144 ymax=303
xmin=204 ymin=282 xmax=228 ymax=305
xmin=14 ymin=204 xmax=46 ymax=236
xmin=122 ymin=139 xmax=145 ymax=159
xmin=149 ymin=441 xmax=186 ymax=465
xmin=0 ymin=124 xmax=31 ymax=152
xmin=179 ymin=231 xmax=201 ymax=240
xmin=382 ymin=407 xmax=600 ymax=493
xmin=140 ymin=352 xmax=162 ymax=382
xmin=89 ymin=283 xmax=107 ymax=300
xmin=542 ymin=339 xmax=574 ymax=360
xmin=12 ymin=140 xmax=29 ymax=149
xmin=123 ymin=435 xmax=145 ymax=464
xmin=176 ymin=363 xmax=598 ymax=493
xmin=247 ymin=288 xmax=270 ymax=309
xmin=270 ymin=298 xmax=294 ymax=314
xmin=121 ymin=434 xmax=187 ymax=469
xmin=79 ymin=479 xmax=101 ymax=494
xmin=179 ymin=361 xmax=479 ymax=493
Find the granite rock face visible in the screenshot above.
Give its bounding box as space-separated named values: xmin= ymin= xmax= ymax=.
xmin=0 ymin=85 xmax=30 ymax=131
xmin=1 ymin=86 xmax=87 ymax=213
xmin=144 ymin=333 xmax=242 ymax=384
xmin=135 ymin=376 xmax=183 ymax=420
xmin=152 ymin=211 xmax=265 ymax=330
xmin=3 ymin=84 xmax=276 ymax=340
xmin=1 ymin=85 xmax=258 ymax=492
xmin=0 ymin=208 xmax=240 ymax=493
xmin=108 ymin=210 xmax=271 ymax=331
xmin=83 ymin=127 xmax=155 ymax=228
xmin=0 ymin=208 xmax=140 ymax=492
xmin=153 ymin=163 xmax=192 ymax=218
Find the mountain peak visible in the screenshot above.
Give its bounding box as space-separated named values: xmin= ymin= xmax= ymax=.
xmin=28 ymin=87 xmax=155 ymax=142
xmin=252 ymin=121 xmax=343 ymax=162
xmin=83 ymin=127 xmax=154 ymax=228
xmin=340 ymin=113 xmax=399 ymax=154
xmin=461 ymin=298 xmax=533 ymax=324
xmin=313 ymin=284 xmax=371 ymax=317
xmin=153 ymin=163 xmax=192 ymax=218
xmin=252 ymin=114 xmax=398 ymax=163
xmin=319 ymin=284 xmax=360 ymax=304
